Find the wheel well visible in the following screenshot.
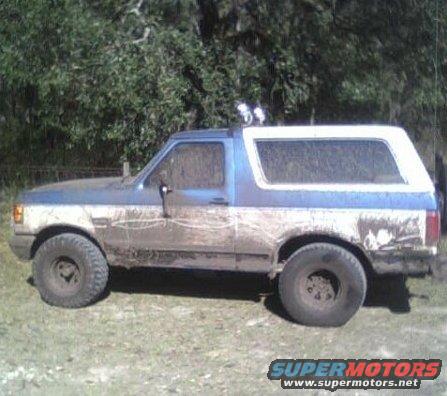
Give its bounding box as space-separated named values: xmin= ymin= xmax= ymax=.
xmin=31 ymin=226 xmax=105 ymax=259
xmin=277 ymin=234 xmax=374 ymax=276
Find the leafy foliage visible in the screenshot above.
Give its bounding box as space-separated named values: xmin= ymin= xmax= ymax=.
xmin=0 ymin=0 xmax=445 ymax=169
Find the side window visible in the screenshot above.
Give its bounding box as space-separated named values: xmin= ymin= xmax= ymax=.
xmin=147 ymin=142 xmax=224 ymax=189
xmin=255 ymin=139 xmax=404 ymax=184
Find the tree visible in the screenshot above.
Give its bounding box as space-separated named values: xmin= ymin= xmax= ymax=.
xmin=0 ymin=0 xmax=445 ymax=169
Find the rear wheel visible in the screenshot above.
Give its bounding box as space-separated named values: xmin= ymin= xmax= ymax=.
xmin=279 ymin=243 xmax=367 ymax=327
xmin=33 ymin=233 xmax=109 ymax=308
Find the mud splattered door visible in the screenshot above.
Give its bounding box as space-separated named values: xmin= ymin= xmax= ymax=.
xmin=131 ymin=138 xmax=235 ymax=269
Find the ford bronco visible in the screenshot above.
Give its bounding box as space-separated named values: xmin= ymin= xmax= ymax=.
xmin=9 ymin=125 xmax=439 ymax=326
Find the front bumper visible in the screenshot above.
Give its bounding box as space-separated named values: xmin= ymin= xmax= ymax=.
xmin=8 ymin=234 xmax=36 ymax=261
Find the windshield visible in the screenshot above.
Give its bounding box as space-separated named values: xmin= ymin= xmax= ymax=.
xmin=122 ymin=141 xmax=171 ymax=186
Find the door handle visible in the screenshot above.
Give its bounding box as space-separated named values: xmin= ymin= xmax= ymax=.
xmin=210 ymin=197 xmax=229 ymax=206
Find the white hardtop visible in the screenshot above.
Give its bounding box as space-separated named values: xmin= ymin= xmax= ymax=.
xmin=242 ymin=125 xmax=435 ymax=193
xmin=244 ymin=124 xmax=408 ymax=139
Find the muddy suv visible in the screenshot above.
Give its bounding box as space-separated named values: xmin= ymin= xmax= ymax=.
xmin=9 ymin=125 xmax=439 ymax=326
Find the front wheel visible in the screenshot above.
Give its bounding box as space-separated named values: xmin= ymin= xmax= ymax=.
xmin=33 ymin=233 xmax=109 ymax=308
xmin=279 ymin=243 xmax=367 ymax=327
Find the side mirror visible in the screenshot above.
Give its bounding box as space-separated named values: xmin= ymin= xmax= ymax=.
xmin=158 ymin=181 xmax=172 ymax=218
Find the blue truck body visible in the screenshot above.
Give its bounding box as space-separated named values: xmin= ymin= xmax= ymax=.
xmin=8 ymin=125 xmax=441 ymax=323
xmin=10 ymin=126 xmax=439 ymax=276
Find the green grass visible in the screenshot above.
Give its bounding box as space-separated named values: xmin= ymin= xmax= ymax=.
xmin=0 ymin=193 xmax=447 ymax=394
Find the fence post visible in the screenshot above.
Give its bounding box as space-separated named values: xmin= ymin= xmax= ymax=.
xmin=123 ymin=161 xmax=130 ymax=178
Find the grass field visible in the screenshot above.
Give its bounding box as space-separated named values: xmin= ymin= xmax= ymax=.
xmin=1 ymin=196 xmax=447 ymax=395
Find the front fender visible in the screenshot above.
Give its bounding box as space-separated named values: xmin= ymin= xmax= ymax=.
xmin=14 ymin=204 xmax=97 ymax=236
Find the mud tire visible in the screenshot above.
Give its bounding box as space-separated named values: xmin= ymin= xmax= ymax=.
xmin=33 ymin=233 xmax=109 ymax=308
xmin=279 ymin=243 xmax=367 ymax=327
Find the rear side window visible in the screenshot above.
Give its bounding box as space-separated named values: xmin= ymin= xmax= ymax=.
xmin=255 ymin=139 xmax=404 ymax=184
xmin=147 ymin=142 xmax=224 ymax=189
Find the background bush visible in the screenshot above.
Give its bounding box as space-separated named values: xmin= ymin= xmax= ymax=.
xmin=0 ymin=0 xmax=445 ymax=171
